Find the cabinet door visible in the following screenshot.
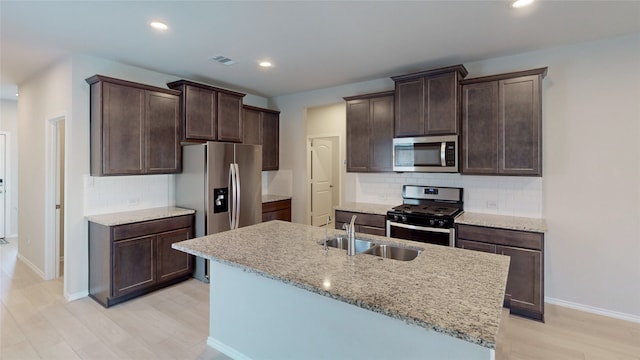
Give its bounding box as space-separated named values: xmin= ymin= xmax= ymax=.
xmin=346 ymin=99 xmax=371 ymax=172
xmin=242 ymin=107 xmax=261 ymax=145
xmin=145 ymin=91 xmax=181 ymax=173
xmin=395 ymin=78 xmax=424 ymax=137
xmin=102 ymin=82 xmax=145 ymax=175
xmin=461 ymin=81 xmax=499 ymax=174
xmin=262 ymin=112 xmax=279 ymax=171
xmin=218 ymin=92 xmax=243 ymax=142
xmin=456 ymin=239 xmax=496 ymax=253
xmin=184 ymin=85 xmax=217 ymax=141
xmin=369 ymin=95 xmax=394 ymax=172
xmin=425 ymin=72 xmax=459 ymax=135
xmin=262 ymin=200 xmax=291 ymax=222
xmin=113 ymin=235 xmax=155 ymax=297
xmin=496 ymin=245 xmax=543 ymax=318
xmin=499 ymin=75 xmax=541 ymax=176
xmin=157 ymin=228 xmax=193 ymax=282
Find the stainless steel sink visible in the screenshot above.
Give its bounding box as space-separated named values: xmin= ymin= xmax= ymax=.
xmin=321 ymin=236 xmax=421 ymax=261
xmin=363 ymin=244 xmax=422 ymax=261
xmin=324 ymin=236 xmax=376 ymax=253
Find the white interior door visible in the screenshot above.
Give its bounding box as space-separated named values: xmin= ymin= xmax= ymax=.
xmin=55 ymin=121 xmax=65 ymax=277
xmin=0 ymin=134 xmax=5 ymax=238
xmin=311 ymin=138 xmax=333 ymax=226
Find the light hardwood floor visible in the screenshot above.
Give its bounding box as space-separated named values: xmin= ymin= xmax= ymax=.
xmin=1 ymin=237 xmax=639 ymax=359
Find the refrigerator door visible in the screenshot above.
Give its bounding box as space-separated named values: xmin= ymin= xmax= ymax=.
xmin=206 ymin=142 xmax=235 ymax=234
xmin=234 ymin=144 xmax=262 ymax=228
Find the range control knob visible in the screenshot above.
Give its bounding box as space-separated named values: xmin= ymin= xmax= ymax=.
xmin=429 ymin=219 xmax=435 ymax=226
xmin=438 ymin=220 xmax=445 ymax=227
xmin=401 ymin=215 xmax=408 ymax=222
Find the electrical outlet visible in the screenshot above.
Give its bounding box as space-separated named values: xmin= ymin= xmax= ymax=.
xmin=486 ymin=200 xmax=498 ymax=209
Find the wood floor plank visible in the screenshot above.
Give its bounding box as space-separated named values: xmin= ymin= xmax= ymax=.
xmin=2 ymin=238 xmax=638 ymax=360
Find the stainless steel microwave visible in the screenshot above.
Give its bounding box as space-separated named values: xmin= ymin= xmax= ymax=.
xmin=393 ymin=135 xmax=458 ymax=172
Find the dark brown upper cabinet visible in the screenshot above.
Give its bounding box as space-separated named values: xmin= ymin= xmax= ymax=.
xmin=344 ymin=91 xmax=395 ymax=172
xmin=391 ymin=65 xmax=468 ymax=137
xmin=461 ymin=67 xmax=547 ymax=176
xmin=86 ymin=75 xmax=181 ymax=176
xmin=242 ymin=105 xmax=280 ymax=171
xmin=167 ymin=80 xmax=245 ymax=143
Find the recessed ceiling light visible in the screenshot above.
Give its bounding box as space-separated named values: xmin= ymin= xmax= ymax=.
xmin=150 ymin=21 xmax=168 ymax=31
xmin=259 ymin=61 xmax=273 ymax=68
xmin=512 ymin=0 xmax=534 ymax=8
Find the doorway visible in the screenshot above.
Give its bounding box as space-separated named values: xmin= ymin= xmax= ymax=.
xmin=308 ymin=136 xmax=340 ymax=226
xmin=45 ymin=115 xmax=66 ymax=280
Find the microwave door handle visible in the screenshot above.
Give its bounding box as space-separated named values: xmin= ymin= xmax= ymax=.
xmin=440 ymin=142 xmax=446 ymax=167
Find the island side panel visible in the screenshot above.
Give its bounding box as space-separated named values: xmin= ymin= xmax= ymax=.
xmin=208 ymin=260 xmax=494 ymax=360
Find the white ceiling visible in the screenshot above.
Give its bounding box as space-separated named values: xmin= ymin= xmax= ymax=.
xmin=1 ymin=1 xmax=639 ymax=100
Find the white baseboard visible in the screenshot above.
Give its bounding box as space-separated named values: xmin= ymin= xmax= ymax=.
xmin=546 ymin=297 xmax=640 ymax=323
xmin=16 ymin=253 xmax=45 ymax=279
xmin=65 ymin=291 xmax=88 ymax=302
xmin=207 ymin=336 xmax=251 ymax=360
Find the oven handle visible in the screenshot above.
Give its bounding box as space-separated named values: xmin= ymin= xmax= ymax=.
xmin=386 ymin=220 xmax=452 ymax=234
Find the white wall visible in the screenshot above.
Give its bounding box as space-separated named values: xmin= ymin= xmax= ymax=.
xmin=17 ymin=59 xmax=72 ymax=278
xmin=272 ymin=34 xmax=640 ymax=319
xmin=0 ymin=99 xmax=19 ymax=237
xmin=306 ymin=103 xmax=347 ymax=218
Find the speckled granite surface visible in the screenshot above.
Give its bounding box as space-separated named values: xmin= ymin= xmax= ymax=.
xmin=262 ymin=194 xmax=292 ymax=203
xmin=173 ymin=221 xmax=510 ymax=349
xmin=456 ymin=212 xmax=547 ymax=233
xmin=86 ymin=206 xmax=195 ymax=226
xmin=334 ymin=202 xmax=393 ymax=216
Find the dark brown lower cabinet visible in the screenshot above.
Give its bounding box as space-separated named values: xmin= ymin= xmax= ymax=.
xmin=334 ymin=210 xmax=386 ymax=236
xmin=456 ymin=224 xmax=544 ymax=321
xmin=262 ymin=199 xmax=292 ymax=222
xmin=89 ymin=214 xmax=194 ymax=307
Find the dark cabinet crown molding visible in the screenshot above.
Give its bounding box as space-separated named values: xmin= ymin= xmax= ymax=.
xmin=166 ymin=79 xmax=246 ymax=98
xmin=461 ymin=67 xmax=548 ymax=85
xmin=242 ymin=104 xmax=280 ymax=115
xmin=390 ymin=64 xmax=469 ymax=82
xmin=343 ymin=90 xmax=395 ymax=101
xmin=86 ymin=75 xmax=181 ymax=96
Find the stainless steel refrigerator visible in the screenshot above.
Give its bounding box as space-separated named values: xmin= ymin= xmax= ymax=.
xmin=175 ymin=142 xmax=262 ymax=282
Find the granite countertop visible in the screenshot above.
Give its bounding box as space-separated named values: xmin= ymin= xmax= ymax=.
xmin=456 ymin=212 xmax=547 ymax=233
xmin=173 ymin=221 xmax=510 ymax=349
xmin=262 ymin=194 xmax=292 ymax=203
xmin=85 ymin=206 xmax=195 ymax=226
xmin=334 ymin=202 xmax=393 ymax=216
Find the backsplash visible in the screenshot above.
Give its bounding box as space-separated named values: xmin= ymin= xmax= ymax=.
xmin=352 ymin=173 xmax=542 ymax=218
xmin=84 ymin=174 xmax=174 ymax=215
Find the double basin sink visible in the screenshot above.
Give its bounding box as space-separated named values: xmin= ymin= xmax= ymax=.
xmin=322 ymin=236 xmax=422 ymax=261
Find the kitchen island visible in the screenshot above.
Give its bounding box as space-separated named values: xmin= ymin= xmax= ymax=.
xmin=173 ymin=220 xmax=510 ymax=360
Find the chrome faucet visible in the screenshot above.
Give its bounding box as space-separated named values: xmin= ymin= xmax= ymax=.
xmin=324 ymin=215 xmax=332 ymax=254
xmin=346 ymin=215 xmax=357 ymax=256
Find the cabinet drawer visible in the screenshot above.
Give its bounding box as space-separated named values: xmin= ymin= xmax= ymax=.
xmin=358 ymin=225 xmax=386 ymax=237
xmin=113 ymin=215 xmax=194 ymax=241
xmin=456 ymin=239 xmax=496 ymax=253
xmin=262 ymin=199 xmax=291 ymax=213
xmin=456 ymin=224 xmax=543 ymax=251
xmin=335 ymin=210 xmax=386 ymax=228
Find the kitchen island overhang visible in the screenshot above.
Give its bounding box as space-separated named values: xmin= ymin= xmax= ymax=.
xmin=173 ymin=220 xmax=510 ymax=359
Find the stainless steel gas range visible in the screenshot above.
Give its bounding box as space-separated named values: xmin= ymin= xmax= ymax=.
xmin=386 ymin=185 xmax=463 ymax=247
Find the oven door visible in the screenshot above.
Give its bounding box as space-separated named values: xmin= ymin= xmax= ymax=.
xmin=386 ymin=220 xmax=454 ymax=247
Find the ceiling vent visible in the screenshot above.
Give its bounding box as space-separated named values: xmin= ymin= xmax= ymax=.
xmin=209 ymin=55 xmax=236 ymax=66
